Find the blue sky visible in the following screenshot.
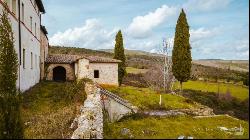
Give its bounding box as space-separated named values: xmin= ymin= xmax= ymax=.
xmin=42 ymin=0 xmax=249 ymax=60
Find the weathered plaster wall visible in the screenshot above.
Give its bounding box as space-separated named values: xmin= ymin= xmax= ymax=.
xmin=101 ymin=94 xmax=135 ymax=122
xmin=76 ymin=58 xmax=90 ymax=79
xmin=46 ymin=63 xmax=75 ymax=81
xmin=0 ymin=0 xmax=42 ymax=92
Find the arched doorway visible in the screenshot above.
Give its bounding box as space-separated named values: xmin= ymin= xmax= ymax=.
xmin=53 ymin=66 xmax=66 ymax=81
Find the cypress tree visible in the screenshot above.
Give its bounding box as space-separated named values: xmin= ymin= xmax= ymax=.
xmin=172 ymin=9 xmax=192 ymax=92
xmin=113 ymin=30 xmax=126 ymax=86
xmin=0 ymin=10 xmax=23 ymax=139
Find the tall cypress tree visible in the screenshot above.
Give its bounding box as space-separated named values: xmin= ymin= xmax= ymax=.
xmin=0 ymin=10 xmax=23 ymax=139
xmin=172 ymin=9 xmax=192 ymax=92
xmin=113 ymin=30 xmax=126 ymax=86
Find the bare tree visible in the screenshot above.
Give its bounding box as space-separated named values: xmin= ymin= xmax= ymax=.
xmin=143 ymin=38 xmax=176 ymax=94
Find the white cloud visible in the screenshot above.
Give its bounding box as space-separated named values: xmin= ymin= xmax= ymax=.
xmin=190 ymin=27 xmax=220 ymax=42
xmin=235 ymin=39 xmax=249 ymax=52
xmin=127 ymin=5 xmax=177 ymax=38
xmin=49 ymin=19 xmax=118 ymax=49
xmin=183 ymin=0 xmax=231 ymax=12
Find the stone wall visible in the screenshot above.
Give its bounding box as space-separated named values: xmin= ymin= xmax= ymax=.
xmin=71 ymin=83 xmax=103 ymax=139
xmin=76 ymin=58 xmax=90 ymax=79
xmin=71 ymin=82 xmax=138 ymax=138
xmin=46 ymin=63 xmax=75 ymax=81
xmin=40 ymin=30 xmax=49 ymax=80
xmin=89 ymin=63 xmax=119 ymax=86
xmin=76 ymin=59 xmax=119 ymax=86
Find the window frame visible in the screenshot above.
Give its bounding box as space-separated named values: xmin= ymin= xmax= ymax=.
xmin=30 ymin=16 xmax=33 ymax=32
xmin=23 ymin=49 xmax=25 ymax=69
xmin=31 ymin=52 xmax=33 ymax=69
xmin=94 ymin=70 xmax=99 ymax=78
xmin=21 ymin=3 xmax=24 ymax=22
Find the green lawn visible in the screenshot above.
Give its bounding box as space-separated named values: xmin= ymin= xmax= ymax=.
xmin=174 ymin=81 xmax=249 ymax=100
xmin=104 ymin=115 xmax=249 ymax=139
xmin=21 ymin=81 xmax=86 ymax=139
xmin=126 ymin=67 xmax=148 ymax=74
xmin=103 ymin=85 xmax=200 ymax=110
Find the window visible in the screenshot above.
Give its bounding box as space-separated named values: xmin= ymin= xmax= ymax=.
xmin=35 ymin=54 xmax=37 ymax=68
xmin=35 ymin=23 xmax=36 ymax=36
xmin=30 ymin=16 xmax=32 ymax=32
xmin=21 ymin=3 xmax=24 ymax=22
xmin=12 ymin=0 xmax=17 ymax=15
xmin=23 ymin=49 xmax=25 ymax=69
xmin=94 ymin=70 xmax=99 ymax=78
xmin=31 ymin=52 xmax=33 ymax=69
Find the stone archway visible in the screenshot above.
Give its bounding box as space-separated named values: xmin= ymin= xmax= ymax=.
xmin=46 ymin=64 xmax=76 ymax=81
xmin=53 ymin=66 xmax=66 ymax=81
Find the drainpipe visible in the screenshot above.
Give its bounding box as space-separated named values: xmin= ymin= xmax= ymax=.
xmin=18 ymin=0 xmax=21 ymax=92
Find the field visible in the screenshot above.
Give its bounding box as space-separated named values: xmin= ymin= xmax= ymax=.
xmin=48 ymin=46 xmax=249 ymax=139
xmin=104 ymin=115 xmax=249 ymax=139
xmin=102 ymin=85 xmax=200 ymax=110
xmin=126 ymin=67 xmax=148 ymax=74
xmin=103 ymin=81 xmax=249 ymax=139
xmin=174 ymin=80 xmax=249 ymax=100
xmin=20 ymin=81 xmax=86 ymax=139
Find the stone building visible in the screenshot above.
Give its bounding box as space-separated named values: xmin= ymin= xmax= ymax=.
xmin=0 ymin=0 xmax=46 ymax=91
xmin=40 ymin=25 xmax=49 ymax=80
xmin=45 ymin=54 xmax=121 ymax=86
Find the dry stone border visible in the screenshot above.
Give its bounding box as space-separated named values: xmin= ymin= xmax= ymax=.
xmin=71 ymin=83 xmax=103 ymax=139
xmin=70 ymin=82 xmax=138 ymax=139
xmin=143 ymin=105 xmax=215 ymax=117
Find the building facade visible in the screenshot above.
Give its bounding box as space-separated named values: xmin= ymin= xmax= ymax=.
xmin=45 ymin=54 xmax=121 ymax=86
xmin=1 ymin=0 xmax=121 ymax=88
xmin=0 ymin=0 xmax=46 ymax=91
xmin=40 ymin=25 xmax=49 ymax=80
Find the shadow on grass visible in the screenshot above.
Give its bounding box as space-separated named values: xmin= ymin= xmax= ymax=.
xmin=181 ymin=89 xmax=249 ymax=121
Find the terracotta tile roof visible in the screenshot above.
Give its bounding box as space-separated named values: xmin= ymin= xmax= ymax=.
xmin=45 ymin=54 xmax=80 ymax=64
xmin=45 ymin=54 xmax=121 ymax=64
xmin=87 ymin=56 xmax=122 ymax=63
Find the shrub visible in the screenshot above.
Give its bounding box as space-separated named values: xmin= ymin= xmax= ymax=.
xmin=182 ymin=89 xmax=249 ymax=120
xmin=0 ymin=10 xmax=23 ymax=139
xmin=64 ymin=78 xmax=89 ymax=103
xmin=243 ymin=72 xmax=249 ymax=86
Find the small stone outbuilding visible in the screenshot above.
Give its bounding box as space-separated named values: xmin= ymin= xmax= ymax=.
xmin=45 ymin=54 xmax=121 ymax=86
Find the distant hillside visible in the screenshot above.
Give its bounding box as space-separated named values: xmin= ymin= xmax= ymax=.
xmin=49 ymin=46 xmax=248 ymax=71
xmin=99 ymin=49 xmax=163 ymax=57
xmin=49 ymin=46 xmax=248 ymax=82
xmin=49 ymin=46 xmax=113 ymax=58
xmin=193 ymin=60 xmax=249 ymax=72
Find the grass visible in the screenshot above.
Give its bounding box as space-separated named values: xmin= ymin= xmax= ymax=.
xmin=20 ymin=81 xmax=87 ymax=139
xmin=126 ymin=67 xmax=148 ymax=74
xmin=104 ymin=115 xmax=249 ymax=139
xmin=173 ymin=80 xmax=249 ymax=100
xmin=102 ymin=85 xmax=200 ymax=110
xmin=182 ymin=89 xmax=249 ymax=120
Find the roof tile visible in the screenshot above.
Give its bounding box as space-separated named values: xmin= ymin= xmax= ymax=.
xmin=45 ymin=54 xmax=121 ymax=64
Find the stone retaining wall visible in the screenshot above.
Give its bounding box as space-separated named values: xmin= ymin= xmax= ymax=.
xmin=71 ymin=83 xmax=103 ymax=139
